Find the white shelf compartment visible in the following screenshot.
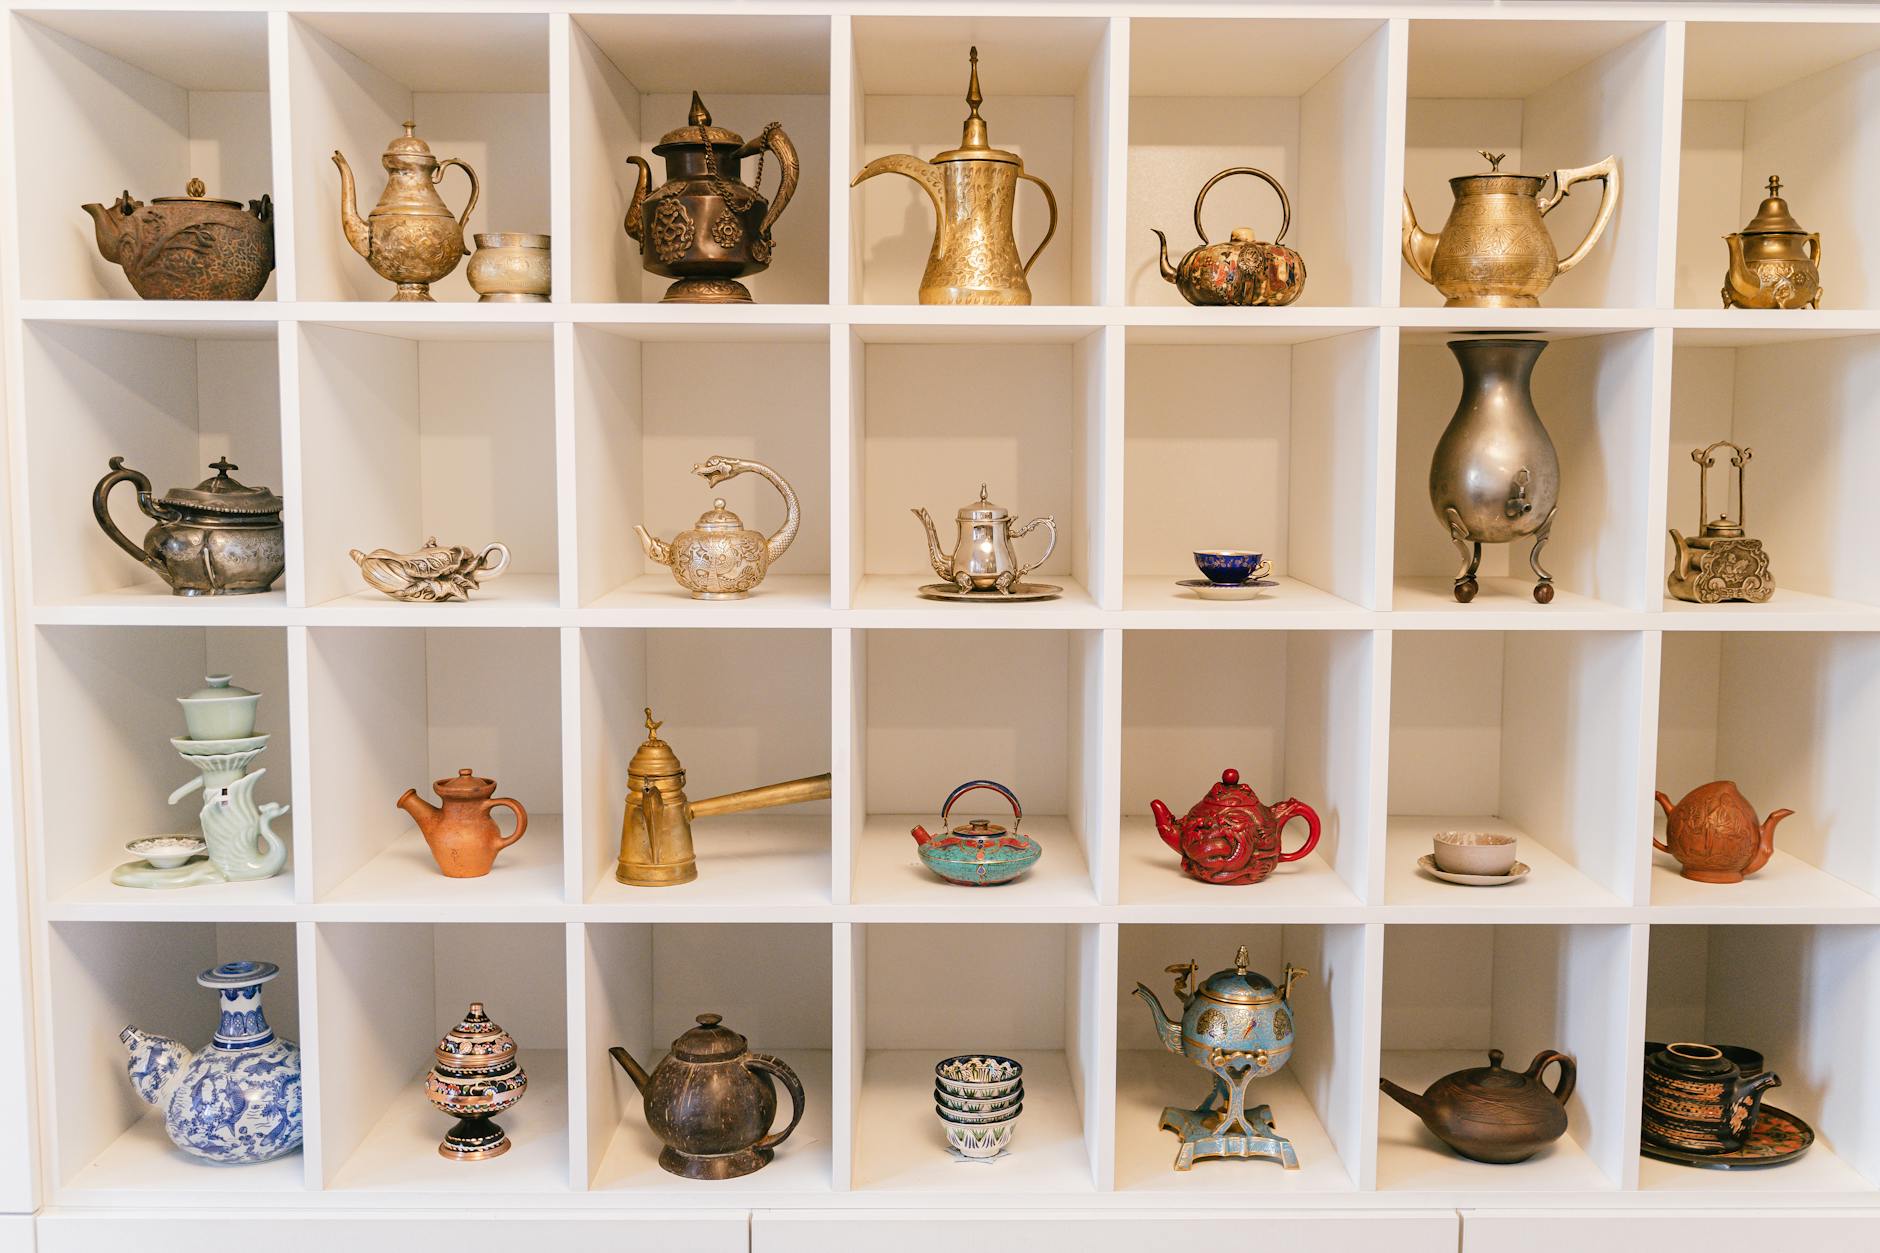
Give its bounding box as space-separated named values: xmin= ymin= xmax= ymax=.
xmin=1377 ymin=923 xmax=1633 ymax=1193
xmin=851 ymin=629 xmax=1103 ymax=912
xmin=849 ymin=324 xmax=1106 ymax=612
xmin=294 ymin=320 xmax=557 ymax=613
xmin=311 ymin=921 xmax=569 ymax=1193
xmin=42 ymin=920 xmax=304 ymax=1201
xmin=304 ymin=626 xmax=562 ymax=913
xmin=577 ymin=628 xmax=832 ymax=914
xmin=852 ymin=922 xmax=1103 ymax=1193
xmin=1653 ymin=632 xmax=1880 ymax=920
xmin=20 ymin=319 xmax=282 ymax=610
xmin=8 ymin=8 xmax=274 ymax=302
xmin=1641 ymin=924 xmax=1880 ymax=1197
xmin=583 ymin=922 xmax=833 ymax=1195
xmin=568 ymin=13 xmax=831 ymax=306
xmin=1118 ymin=630 xmax=1376 ymax=916
xmin=1122 ymin=326 xmax=1382 ymax=615
xmin=1395 ymin=330 xmax=1657 ymax=615
xmin=1665 ymin=330 xmax=1880 ymax=615
xmin=33 ymin=625 xmax=297 ymax=913
xmin=1402 ymin=17 xmax=1668 ymax=310
xmin=570 ymin=323 xmax=831 ymax=612
xmin=1115 ymin=922 xmax=1368 ymax=1194
xmin=848 ymin=15 xmax=1113 ymax=307
xmin=1676 ymin=22 xmax=1880 ymax=311
xmin=1126 ymin=17 xmax=1391 ymax=309
xmin=285 ymin=11 xmax=550 ymax=304
xmin=1386 ymin=630 xmax=1647 ymax=914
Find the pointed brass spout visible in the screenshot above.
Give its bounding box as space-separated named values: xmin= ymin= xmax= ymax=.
xmin=1401 ymin=192 xmax=1438 ymax=284
xmin=615 ymin=707 xmax=831 ymax=887
xmin=332 ymin=151 xmax=369 ymax=258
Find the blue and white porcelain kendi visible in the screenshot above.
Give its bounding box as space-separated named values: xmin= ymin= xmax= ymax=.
xmin=1192 ymin=550 xmax=1271 ymax=585
xmin=119 ymin=960 xmax=303 ymax=1164
xmin=1134 ymin=944 xmax=1307 ymax=1170
xmin=909 ymin=781 xmax=1043 ymax=886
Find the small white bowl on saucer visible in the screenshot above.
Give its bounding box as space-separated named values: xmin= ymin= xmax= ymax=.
xmin=1417 ymin=853 xmax=1530 ymax=887
xmin=1433 ymin=831 xmax=1518 ymax=876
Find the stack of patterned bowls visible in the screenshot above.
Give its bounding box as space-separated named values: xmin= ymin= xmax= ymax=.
xmin=934 ymin=1054 xmax=1023 ymax=1159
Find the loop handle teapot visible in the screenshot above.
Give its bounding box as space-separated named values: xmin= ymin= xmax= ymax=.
xmin=1153 ymin=167 xmax=1306 ymax=306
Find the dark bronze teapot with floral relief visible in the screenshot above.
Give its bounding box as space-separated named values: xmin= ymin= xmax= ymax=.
xmin=92 ymin=457 xmax=284 ymax=595
xmin=625 ymin=94 xmax=798 ymax=304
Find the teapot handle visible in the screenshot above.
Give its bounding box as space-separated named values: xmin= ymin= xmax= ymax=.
xmin=745 ymin=1051 xmax=806 ymax=1152
xmin=481 ymin=796 xmax=528 ymax=849
xmin=433 ymin=157 xmax=481 ymax=254
xmin=1193 ymin=167 xmax=1292 ymax=245
xmin=92 ymin=457 xmax=170 ymax=576
xmin=736 ymin=123 xmax=800 ymax=240
xmin=1525 ymin=1049 xmax=1577 ymax=1105
xmin=477 ymin=542 xmax=511 ymax=579
xmin=940 ymin=780 xmax=1022 ymax=828
xmin=1010 ymin=515 xmax=1058 ymax=578
xmin=1538 ymin=155 xmax=1619 ymax=276
xmin=1017 ymin=171 xmax=1059 ymax=277
xmin=1270 ymin=798 xmax=1321 ymax=863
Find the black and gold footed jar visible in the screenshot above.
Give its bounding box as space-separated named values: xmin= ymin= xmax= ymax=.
xmin=425 ymin=1002 xmax=528 ymax=1162
xmin=624 ymin=93 xmax=799 ymax=304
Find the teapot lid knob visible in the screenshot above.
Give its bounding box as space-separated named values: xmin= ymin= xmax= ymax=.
xmin=1488 ymin=1048 xmax=1505 ymax=1068
xmin=1234 ymin=944 xmax=1249 ymax=974
xmin=696 ymin=1012 xmax=722 ymax=1027
xmin=1767 ymin=174 xmax=1782 ymax=198
xmin=1221 ymin=768 xmax=1240 ymax=786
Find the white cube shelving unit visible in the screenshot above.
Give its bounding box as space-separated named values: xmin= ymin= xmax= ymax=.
xmin=4 ymin=3 xmax=1880 ymax=1249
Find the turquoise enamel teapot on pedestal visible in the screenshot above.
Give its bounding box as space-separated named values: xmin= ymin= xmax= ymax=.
xmin=909 ymin=780 xmax=1042 ymax=886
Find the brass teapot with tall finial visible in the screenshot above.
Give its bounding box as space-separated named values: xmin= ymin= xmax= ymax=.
xmin=334 ymin=122 xmax=480 ymax=301
xmin=852 ymin=48 xmax=1058 ymax=305
xmin=1723 ymin=176 xmax=1821 ymax=309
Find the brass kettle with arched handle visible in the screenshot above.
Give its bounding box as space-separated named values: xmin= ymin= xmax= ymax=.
xmin=1153 ymin=167 xmax=1306 ymax=306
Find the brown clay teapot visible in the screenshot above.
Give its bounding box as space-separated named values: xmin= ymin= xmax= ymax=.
xmin=1380 ymin=1048 xmax=1574 ymax=1164
xmin=397 ymin=768 xmax=527 ymax=878
xmin=1149 ymin=769 xmax=1320 ymax=885
xmin=609 ymin=1013 xmax=805 ymax=1180
xmin=1654 ymin=780 xmax=1791 ymax=884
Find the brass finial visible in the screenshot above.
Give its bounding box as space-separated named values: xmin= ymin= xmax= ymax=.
xmin=1479 ymin=150 xmax=1506 ymax=172
xmin=186 ymin=177 xmax=206 ymax=198
xmin=643 ymin=707 xmax=663 ymax=739
xmin=967 ymin=47 xmax=983 ymax=116
xmin=403 ymin=120 xmax=416 ymax=136
xmin=959 ymin=47 xmax=991 ymax=151
xmin=688 ymin=91 xmax=711 ymax=128
xmin=1767 ymin=174 xmax=1782 ymax=198
xmin=1234 ymin=944 xmax=1250 ymax=974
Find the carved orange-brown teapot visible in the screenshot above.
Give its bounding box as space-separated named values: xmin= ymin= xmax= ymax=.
xmin=1654 ymin=780 xmax=1791 ymax=884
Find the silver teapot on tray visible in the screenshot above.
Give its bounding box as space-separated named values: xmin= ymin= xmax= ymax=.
xmin=913 ymin=484 xmax=1056 ymax=595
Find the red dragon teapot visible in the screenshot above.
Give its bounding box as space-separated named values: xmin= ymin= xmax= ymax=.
xmin=1150 ymin=769 xmax=1321 ymax=886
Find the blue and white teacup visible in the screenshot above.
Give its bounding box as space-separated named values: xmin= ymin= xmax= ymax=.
xmin=1193 ymin=550 xmax=1272 ymax=585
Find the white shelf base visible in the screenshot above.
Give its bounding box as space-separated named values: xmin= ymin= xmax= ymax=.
xmin=582 ymin=815 xmax=831 ymax=917
xmin=1121 ymin=576 xmax=1369 ymax=624
xmin=63 ymin=1108 xmax=308 ymax=1202
xmin=1647 ymin=849 xmax=1880 ymax=921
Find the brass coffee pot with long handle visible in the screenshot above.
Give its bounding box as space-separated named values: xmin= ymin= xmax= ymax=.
xmin=617 ymin=709 xmax=831 ymax=886
xmin=852 ymin=47 xmax=1058 ymax=305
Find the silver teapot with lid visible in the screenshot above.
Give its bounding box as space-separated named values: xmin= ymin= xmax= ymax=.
xmin=92 ymin=457 xmax=285 ymax=596
xmin=913 ymin=484 xmax=1057 ymax=594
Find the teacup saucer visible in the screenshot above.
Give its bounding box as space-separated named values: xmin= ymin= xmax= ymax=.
xmin=172 ymin=733 xmax=270 ymax=757
xmin=1418 ymin=853 xmax=1529 ymax=886
xmin=1177 ymin=578 xmax=1277 ymax=602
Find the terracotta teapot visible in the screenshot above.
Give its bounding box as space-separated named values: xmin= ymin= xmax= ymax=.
xmin=1402 ymin=150 xmax=1619 ymax=308
xmin=334 ymin=122 xmax=479 ymax=301
xmin=82 ymin=178 xmax=274 ymax=300
xmin=398 ymin=768 xmax=527 ymax=878
xmin=1654 ymin=780 xmax=1790 ymax=884
xmin=1150 ymin=769 xmax=1320 ymax=885
xmin=609 ymin=1012 xmax=805 ymax=1180
xmin=1152 ymin=167 xmax=1306 ymax=306
xmin=1380 ymin=1048 xmax=1575 ymax=1164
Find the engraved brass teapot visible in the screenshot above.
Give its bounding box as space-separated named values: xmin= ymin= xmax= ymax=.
xmin=852 ymin=48 xmax=1058 ymax=305
xmin=1723 ymin=176 xmax=1821 ymax=309
xmin=914 ymin=484 xmax=1057 ymax=595
xmin=1152 ymin=168 xmax=1306 ymax=306
xmin=334 ymin=122 xmax=480 ymax=301
xmin=1667 ymin=442 xmax=1772 ymax=603
xmin=625 ymin=93 xmax=799 ymax=304
xmin=1403 ymin=151 xmax=1619 ymax=308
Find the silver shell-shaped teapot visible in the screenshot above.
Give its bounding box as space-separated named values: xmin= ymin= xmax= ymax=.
xmin=913 ymin=484 xmax=1056 ymax=595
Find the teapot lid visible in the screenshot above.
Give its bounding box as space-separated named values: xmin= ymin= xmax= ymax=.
xmin=434 ymin=1002 xmax=519 ymax=1072
xmin=934 ymin=48 xmax=1023 ymax=167
xmin=673 ymin=1012 xmax=748 ymax=1062
xmin=691 ymin=498 xmax=748 ymax=532
xmin=627 ymin=708 xmax=685 ymax=779
xmin=160 ymin=458 xmax=284 ymax=515
xmin=654 ymin=93 xmax=743 ymax=151
xmin=956 ymin=484 xmax=1011 ymax=522
xmin=433 ymin=767 xmax=497 ymax=799
xmin=1741 ymin=175 xmax=1808 ymax=235
xmin=1451 ymin=150 xmax=1547 ymax=192
xmin=947 ymin=816 xmax=1009 ymax=839
xmin=1196 ymin=945 xmax=1280 ymax=1006
xmin=151 ymin=177 xmax=242 ymax=209
xmin=1201 ymin=768 xmax=1259 ymax=805
xmin=384 ymin=121 xmax=438 ymax=159
xmin=181 ymin=673 xmax=256 ymax=702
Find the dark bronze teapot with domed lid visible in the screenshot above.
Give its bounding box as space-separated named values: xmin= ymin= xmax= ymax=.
xmin=1380 ymin=1048 xmax=1575 ymax=1163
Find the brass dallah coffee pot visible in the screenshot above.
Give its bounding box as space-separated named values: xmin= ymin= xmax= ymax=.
xmin=617 ymin=710 xmax=831 ymax=887
xmin=334 ymin=123 xmax=480 ymax=301
xmin=852 ymin=48 xmax=1058 ymax=305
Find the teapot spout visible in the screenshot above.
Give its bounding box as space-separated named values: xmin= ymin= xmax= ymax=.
xmin=82 ymin=194 xmax=134 ymax=263
xmin=1131 ymin=984 xmax=1184 ymax=1056
xmin=1149 ymin=798 xmax=1182 ymax=851
xmin=1151 ymin=229 xmax=1177 ymax=284
xmin=120 ymin=1026 xmax=188 ymax=1109
xmin=396 ymin=788 xmax=443 ymax=838
xmin=912 ymin=507 xmax=952 ymax=582
xmin=852 ymin=153 xmax=945 ymax=226
xmin=1378 ymin=1074 xmax=1436 ymax=1124
xmin=608 ymin=1045 xmax=651 ymax=1094
xmin=1750 ymin=805 xmax=1793 ymax=876
xmin=634 ymin=524 xmax=672 ymax=568
xmin=1401 ymin=191 xmax=1439 ymax=284
xmin=624 ymin=155 xmax=651 ymax=244
xmin=332 ymin=151 xmax=369 ymax=258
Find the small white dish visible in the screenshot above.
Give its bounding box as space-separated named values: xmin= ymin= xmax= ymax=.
xmin=125 ymin=835 xmax=206 ymax=869
xmin=1177 ymin=578 xmax=1276 ymax=602
xmin=1418 ymin=853 xmax=1530 ymax=887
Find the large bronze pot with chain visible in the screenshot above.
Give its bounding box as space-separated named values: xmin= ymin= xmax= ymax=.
xmin=625 ymin=93 xmax=798 ymax=304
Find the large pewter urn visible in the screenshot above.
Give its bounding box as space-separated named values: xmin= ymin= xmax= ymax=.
xmin=92 ymin=456 xmax=286 ymax=596
xmin=1429 ymin=339 xmax=1560 ymax=604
